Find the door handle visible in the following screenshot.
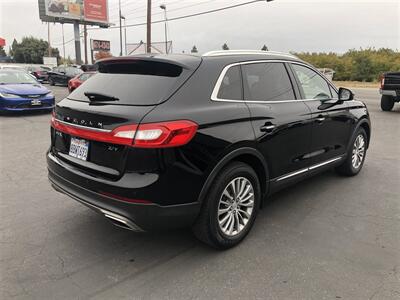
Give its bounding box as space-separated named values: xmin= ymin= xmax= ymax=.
xmin=260 ymin=124 xmax=276 ymax=132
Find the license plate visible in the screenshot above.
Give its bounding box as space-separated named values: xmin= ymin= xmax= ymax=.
xmin=31 ymin=99 xmax=41 ymax=106
xmin=69 ymin=137 xmax=89 ymax=161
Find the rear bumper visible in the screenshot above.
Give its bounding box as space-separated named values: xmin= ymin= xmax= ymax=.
xmin=47 ymin=153 xmax=201 ymax=232
xmin=379 ymin=89 xmax=398 ymax=97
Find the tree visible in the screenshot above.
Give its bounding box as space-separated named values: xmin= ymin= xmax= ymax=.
xmin=261 ymin=45 xmax=268 ymax=51
xmin=94 ymin=51 xmax=112 ymax=61
xmin=10 ymin=37 xmax=60 ymax=64
xmin=222 ymin=43 xmax=229 ymax=50
xmin=0 ymin=46 xmax=6 ymax=57
xmin=59 ymin=55 xmax=74 ymax=65
xmin=191 ymin=45 xmax=198 ymax=53
xmin=295 ymin=48 xmax=400 ymax=82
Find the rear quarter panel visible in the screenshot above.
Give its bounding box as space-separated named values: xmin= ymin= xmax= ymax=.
xmin=139 ymin=59 xmax=256 ymax=204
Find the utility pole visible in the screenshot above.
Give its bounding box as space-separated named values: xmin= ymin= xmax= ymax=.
xmin=146 ymin=0 xmax=151 ymax=53
xmin=119 ymin=0 xmax=123 ymax=56
xmin=61 ymin=23 xmax=65 ymax=61
xmin=47 ymin=22 xmax=52 ymax=57
xmin=73 ymin=21 xmax=82 ymax=64
xmin=84 ymin=25 xmax=88 ymax=64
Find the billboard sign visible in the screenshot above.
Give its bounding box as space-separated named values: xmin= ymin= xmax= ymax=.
xmin=45 ymin=0 xmax=83 ymax=20
xmin=91 ymin=39 xmax=110 ymax=51
xmin=40 ymin=0 xmax=108 ymax=25
xmin=84 ymin=0 xmax=108 ymax=22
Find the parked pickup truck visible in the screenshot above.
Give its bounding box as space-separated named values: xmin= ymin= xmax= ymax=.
xmin=380 ymin=72 xmax=400 ymax=111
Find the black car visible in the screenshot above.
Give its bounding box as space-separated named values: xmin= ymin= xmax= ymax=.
xmin=47 ymin=51 xmax=371 ymax=249
xmin=48 ymin=66 xmax=83 ymax=86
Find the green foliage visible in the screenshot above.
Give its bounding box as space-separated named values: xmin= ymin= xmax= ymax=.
xmin=222 ymin=43 xmax=229 ymax=50
xmin=59 ymin=55 xmax=74 ymax=65
xmin=191 ymin=45 xmax=198 ymax=53
xmin=295 ymin=48 xmax=400 ymax=82
xmin=0 ymin=46 xmax=6 ymax=57
xmin=10 ymin=37 xmax=60 ymax=64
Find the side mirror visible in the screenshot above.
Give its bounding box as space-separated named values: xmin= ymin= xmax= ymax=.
xmin=338 ymin=87 xmax=354 ymax=101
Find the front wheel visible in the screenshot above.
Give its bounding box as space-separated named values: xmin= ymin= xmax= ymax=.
xmin=381 ymin=95 xmax=394 ymax=111
xmin=335 ymin=128 xmax=367 ymax=176
xmin=49 ymin=77 xmax=55 ymax=86
xmin=192 ymin=161 xmax=261 ymax=249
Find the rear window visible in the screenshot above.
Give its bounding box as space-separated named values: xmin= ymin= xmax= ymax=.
xmin=68 ymin=60 xmax=185 ymax=106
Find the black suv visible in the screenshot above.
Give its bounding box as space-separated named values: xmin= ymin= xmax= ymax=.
xmin=47 ymin=51 xmax=371 ymax=249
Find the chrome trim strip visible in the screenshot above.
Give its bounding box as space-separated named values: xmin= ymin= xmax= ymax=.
xmin=275 ymin=156 xmax=343 ymax=182
xmin=308 ymin=156 xmax=343 ymax=170
xmin=276 ymin=168 xmax=308 ymax=181
xmin=55 ymin=119 xmax=112 ymax=133
xmin=210 ymin=60 xmax=338 ymax=104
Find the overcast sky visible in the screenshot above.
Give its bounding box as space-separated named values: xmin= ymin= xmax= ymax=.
xmin=1 ymin=0 xmax=399 ymax=60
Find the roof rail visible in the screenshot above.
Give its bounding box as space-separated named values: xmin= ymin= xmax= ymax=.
xmin=202 ymin=50 xmax=298 ymax=59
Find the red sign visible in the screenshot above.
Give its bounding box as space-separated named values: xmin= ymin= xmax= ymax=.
xmin=0 ymin=38 xmax=5 ymax=47
xmin=84 ymin=0 xmax=108 ymax=22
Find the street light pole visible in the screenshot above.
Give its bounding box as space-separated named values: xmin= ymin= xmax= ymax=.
xmin=124 ymin=19 xmax=127 ymax=55
xmin=120 ymin=15 xmax=126 ymax=55
xmin=119 ymin=0 xmax=123 ymax=56
xmin=160 ymin=4 xmax=168 ymax=54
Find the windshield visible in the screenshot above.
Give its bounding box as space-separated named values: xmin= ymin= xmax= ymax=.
xmin=0 ymin=71 xmax=38 ymax=84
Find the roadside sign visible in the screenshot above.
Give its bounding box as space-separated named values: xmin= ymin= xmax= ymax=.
xmin=43 ymin=56 xmax=57 ymax=67
xmin=91 ymin=39 xmax=110 ymax=51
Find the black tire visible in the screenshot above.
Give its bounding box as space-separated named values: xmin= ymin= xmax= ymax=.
xmin=381 ymin=95 xmax=394 ymax=111
xmin=335 ymin=128 xmax=367 ymax=176
xmin=49 ymin=77 xmax=55 ymax=86
xmin=192 ymin=161 xmax=261 ymax=249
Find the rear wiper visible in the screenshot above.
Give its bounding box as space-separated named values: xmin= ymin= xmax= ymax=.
xmin=84 ymin=92 xmax=119 ymax=102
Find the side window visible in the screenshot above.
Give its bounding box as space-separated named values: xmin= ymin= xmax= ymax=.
xmin=242 ymin=63 xmax=295 ymax=101
xmin=217 ymin=66 xmax=242 ymax=100
xmin=292 ymin=64 xmax=332 ymax=100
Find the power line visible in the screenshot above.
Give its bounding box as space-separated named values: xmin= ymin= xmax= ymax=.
xmin=89 ymin=0 xmax=266 ymax=31
xmin=123 ymin=0 xmax=217 ymax=21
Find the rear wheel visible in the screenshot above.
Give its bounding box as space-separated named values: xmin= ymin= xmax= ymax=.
xmin=335 ymin=128 xmax=367 ymax=176
xmin=381 ymin=95 xmax=394 ymax=111
xmin=192 ymin=161 xmax=261 ymax=249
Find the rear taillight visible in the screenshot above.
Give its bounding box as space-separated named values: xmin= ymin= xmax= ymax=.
xmin=51 ymin=118 xmax=198 ymax=148
xmin=380 ymin=75 xmax=385 ymax=89
xmin=134 ymin=120 xmax=198 ymax=148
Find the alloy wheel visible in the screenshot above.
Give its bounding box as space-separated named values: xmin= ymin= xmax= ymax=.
xmin=217 ymin=177 xmax=255 ymax=237
xmin=352 ymin=134 xmax=365 ymax=169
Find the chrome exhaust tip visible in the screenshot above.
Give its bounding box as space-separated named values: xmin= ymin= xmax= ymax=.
xmin=100 ymin=209 xmax=144 ymax=232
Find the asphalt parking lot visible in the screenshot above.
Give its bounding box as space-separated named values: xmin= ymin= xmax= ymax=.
xmin=0 ymin=86 xmax=399 ymax=299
